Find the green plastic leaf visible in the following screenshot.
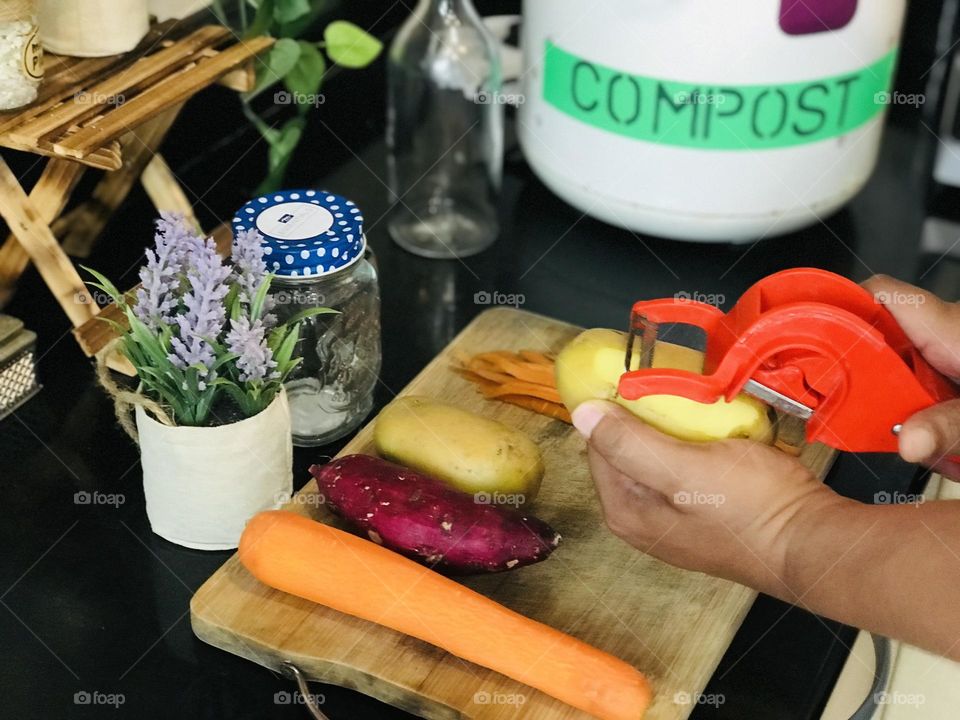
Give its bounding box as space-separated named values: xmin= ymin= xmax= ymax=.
xmin=273 ymin=325 xmax=300 ymax=368
xmin=249 ymin=272 xmax=274 ymax=321
xmin=323 ymin=21 xmax=383 ymax=69
xmin=283 ymin=306 xmax=339 ymax=327
xmin=250 ymin=37 xmax=301 ymax=97
xmin=283 ymin=41 xmax=327 ymax=103
xmin=80 ymin=265 xmax=123 ymax=306
xmin=273 ymin=0 xmax=310 ymax=24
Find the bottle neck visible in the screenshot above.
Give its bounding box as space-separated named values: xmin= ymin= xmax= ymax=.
xmin=419 ymin=0 xmax=475 ymax=20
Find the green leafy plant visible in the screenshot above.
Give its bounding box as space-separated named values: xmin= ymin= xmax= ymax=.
xmin=212 ymin=1 xmax=383 ymax=193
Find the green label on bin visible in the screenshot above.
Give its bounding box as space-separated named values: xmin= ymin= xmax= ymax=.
xmin=542 ymin=41 xmax=898 ymax=150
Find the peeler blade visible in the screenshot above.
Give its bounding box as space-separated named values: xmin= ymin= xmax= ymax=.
xmin=625 ymin=311 xmax=659 ymax=373
xmin=741 ymin=378 xmax=814 ymax=421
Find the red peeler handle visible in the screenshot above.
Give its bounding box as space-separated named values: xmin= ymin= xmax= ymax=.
xmin=618 ymin=269 xmax=960 ymax=456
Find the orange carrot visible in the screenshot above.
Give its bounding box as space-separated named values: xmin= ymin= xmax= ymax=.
xmin=240 ymin=511 xmax=652 ymax=720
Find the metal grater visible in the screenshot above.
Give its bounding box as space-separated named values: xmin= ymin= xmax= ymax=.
xmin=0 ymin=314 xmax=40 ymax=421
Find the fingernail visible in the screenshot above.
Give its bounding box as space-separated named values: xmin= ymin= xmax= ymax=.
xmin=901 ymin=425 xmax=937 ymax=462
xmin=572 ymin=401 xmax=608 ymax=440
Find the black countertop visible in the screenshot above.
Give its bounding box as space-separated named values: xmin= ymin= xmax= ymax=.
xmin=0 ymin=32 xmax=953 ymax=720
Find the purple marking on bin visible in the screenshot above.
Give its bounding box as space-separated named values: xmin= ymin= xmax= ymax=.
xmin=780 ymin=0 xmax=857 ymax=35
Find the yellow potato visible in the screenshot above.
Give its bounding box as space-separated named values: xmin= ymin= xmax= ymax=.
xmin=555 ymin=329 xmax=773 ymax=443
xmin=374 ymin=396 xmax=544 ymax=506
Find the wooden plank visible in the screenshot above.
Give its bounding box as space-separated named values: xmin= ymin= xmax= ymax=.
xmin=191 ymin=308 xmax=839 ymax=720
xmin=53 ymin=37 xmax=274 ymax=159
xmin=218 ymin=62 xmax=257 ymax=93
xmin=56 ymin=105 xmax=184 ymax=258
xmin=0 ymin=133 xmax=122 ymax=170
xmin=141 ymin=154 xmax=197 ymax=222
xmin=0 ymin=20 xmax=188 ymax=138
xmin=0 ymin=156 xmax=98 ymax=327
xmin=0 ymin=159 xmax=86 ymax=289
xmin=7 ymin=26 xmax=230 ymax=147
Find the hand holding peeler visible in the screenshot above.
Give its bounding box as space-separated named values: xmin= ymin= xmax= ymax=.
xmin=618 ymin=268 xmax=959 ymax=454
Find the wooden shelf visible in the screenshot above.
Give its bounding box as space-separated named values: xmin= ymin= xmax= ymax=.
xmin=0 ymin=21 xmax=271 ymax=169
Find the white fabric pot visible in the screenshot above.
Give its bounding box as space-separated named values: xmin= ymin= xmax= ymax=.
xmin=39 ymin=0 xmax=149 ymax=57
xmin=135 ymin=389 xmax=293 ymax=550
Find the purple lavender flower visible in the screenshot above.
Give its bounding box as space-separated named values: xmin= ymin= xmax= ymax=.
xmin=168 ymin=234 xmax=231 ymax=381
xmin=225 ymin=315 xmax=278 ymax=382
xmin=134 ymin=213 xmax=199 ymax=329
xmin=231 ymin=227 xmax=276 ymax=327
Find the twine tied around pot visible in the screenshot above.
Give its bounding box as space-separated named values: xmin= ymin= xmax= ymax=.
xmin=95 ymin=339 xmax=173 ymax=443
xmin=0 ymin=1 xmax=36 ymax=24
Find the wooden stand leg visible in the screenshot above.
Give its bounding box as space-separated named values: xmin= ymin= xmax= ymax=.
xmin=0 ymin=159 xmax=85 ymax=304
xmin=0 ymin=155 xmax=98 ymax=327
xmin=141 ymin=153 xmax=200 ymax=227
xmin=55 ymin=104 xmax=185 ymax=258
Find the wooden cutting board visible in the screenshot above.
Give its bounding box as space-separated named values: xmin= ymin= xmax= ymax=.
xmin=191 ymin=307 xmax=836 ymax=720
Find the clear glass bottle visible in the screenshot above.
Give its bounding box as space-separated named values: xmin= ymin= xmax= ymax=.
xmin=387 ymin=0 xmax=503 ymax=259
xmin=233 ymin=190 xmax=381 ymax=446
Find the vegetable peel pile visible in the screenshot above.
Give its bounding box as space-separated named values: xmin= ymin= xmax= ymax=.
xmin=454 ymin=350 xmax=571 ymax=422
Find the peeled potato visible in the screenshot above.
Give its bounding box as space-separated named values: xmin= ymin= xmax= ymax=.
xmin=555 ymin=329 xmax=772 ymax=443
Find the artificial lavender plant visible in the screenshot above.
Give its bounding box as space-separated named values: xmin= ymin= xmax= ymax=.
xmin=85 ymin=215 xmax=333 ymax=426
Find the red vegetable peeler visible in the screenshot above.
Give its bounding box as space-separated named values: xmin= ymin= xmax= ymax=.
xmin=618 ymin=268 xmax=960 ymax=454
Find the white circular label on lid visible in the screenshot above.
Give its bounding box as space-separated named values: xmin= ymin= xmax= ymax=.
xmin=255 ymin=202 xmax=334 ymax=241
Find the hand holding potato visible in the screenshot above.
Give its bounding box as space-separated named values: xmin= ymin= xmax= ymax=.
xmin=570 ymin=400 xmax=835 ymax=595
xmin=570 ymin=276 xmax=960 ymax=660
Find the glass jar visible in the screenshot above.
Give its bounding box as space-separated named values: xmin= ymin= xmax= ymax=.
xmin=0 ymin=0 xmax=42 ymax=111
xmin=233 ymin=190 xmax=381 ymax=446
xmin=386 ymin=0 xmax=503 ymax=259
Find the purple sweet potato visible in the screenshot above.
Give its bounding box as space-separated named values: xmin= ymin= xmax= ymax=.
xmin=309 ymin=454 xmax=561 ymax=574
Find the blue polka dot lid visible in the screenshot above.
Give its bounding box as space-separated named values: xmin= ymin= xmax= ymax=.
xmin=232 ymin=189 xmax=365 ymax=278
